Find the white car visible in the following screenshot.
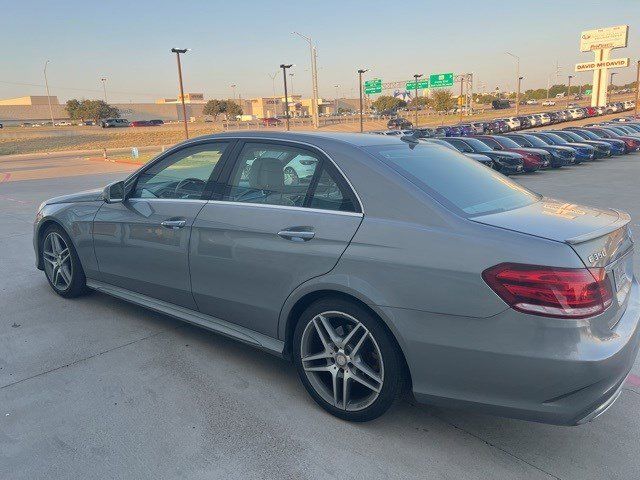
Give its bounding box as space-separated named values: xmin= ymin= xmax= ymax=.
xmin=526 ymin=115 xmax=540 ymax=127
xmin=623 ymin=100 xmax=636 ymax=110
xmin=525 ymin=100 xmax=539 ymax=105
xmin=568 ymin=108 xmax=584 ymax=119
xmin=502 ymin=117 xmax=521 ymax=130
xmin=542 ymin=100 xmax=556 ymax=106
xmin=538 ymin=113 xmax=552 ymax=125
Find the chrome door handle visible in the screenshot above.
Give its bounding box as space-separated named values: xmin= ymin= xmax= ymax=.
xmin=277 ymin=229 xmax=315 ymax=242
xmin=161 ymin=219 xmax=186 ymax=229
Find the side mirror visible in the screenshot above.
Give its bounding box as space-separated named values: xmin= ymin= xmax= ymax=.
xmin=103 ymin=181 xmax=125 ymax=203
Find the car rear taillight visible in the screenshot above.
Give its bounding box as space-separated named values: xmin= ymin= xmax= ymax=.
xmin=482 ymin=263 xmax=613 ymax=319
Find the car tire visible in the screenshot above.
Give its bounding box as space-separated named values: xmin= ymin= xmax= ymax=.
xmin=293 ymin=297 xmax=406 ymax=422
xmin=40 ymin=224 xmax=90 ymax=298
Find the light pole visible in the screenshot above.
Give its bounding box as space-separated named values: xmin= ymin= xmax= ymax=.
xmin=609 ymin=72 xmax=618 ymax=100
xmin=280 ymin=64 xmax=293 ymax=131
xmin=635 ymin=60 xmax=639 ymax=118
xmin=268 ymin=72 xmax=278 ymax=117
xmin=567 ymin=75 xmax=573 ymax=105
xmin=413 ymin=73 xmax=423 ymax=127
xmin=171 ymin=48 xmax=190 ymax=139
xmin=230 ymin=83 xmax=237 ymax=104
xmin=506 ymin=52 xmax=520 ymax=115
xmin=333 ymin=84 xmax=340 ymax=116
xmin=100 ymin=77 xmax=108 ymax=103
xmin=357 ymin=69 xmax=368 ymax=133
xmin=43 ymin=60 xmax=55 ymax=127
xmin=292 ymin=31 xmax=319 ymax=128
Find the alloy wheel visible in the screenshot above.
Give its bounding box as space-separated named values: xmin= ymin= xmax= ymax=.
xmin=42 ymin=232 xmax=73 ymax=291
xmin=300 ymin=311 xmax=384 ymax=411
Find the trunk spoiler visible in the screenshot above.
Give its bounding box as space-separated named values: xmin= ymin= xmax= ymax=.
xmin=565 ymin=209 xmax=631 ymax=245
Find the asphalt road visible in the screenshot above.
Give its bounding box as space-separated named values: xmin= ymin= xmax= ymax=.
xmin=1 ymin=152 xmax=640 ymax=480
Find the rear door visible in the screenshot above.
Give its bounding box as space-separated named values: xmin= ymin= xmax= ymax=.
xmin=190 ymin=140 xmax=363 ymax=337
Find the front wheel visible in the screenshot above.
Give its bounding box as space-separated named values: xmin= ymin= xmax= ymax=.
xmin=293 ymin=298 xmax=406 ymax=422
xmin=41 ymin=225 xmax=89 ymax=298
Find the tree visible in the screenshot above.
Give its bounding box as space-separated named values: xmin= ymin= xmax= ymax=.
xmin=431 ymin=90 xmax=455 ymax=112
xmin=65 ymin=99 xmax=119 ymax=123
xmin=203 ymin=99 xmax=243 ymax=120
xmin=371 ymin=95 xmax=406 ymax=113
xmin=408 ymin=96 xmax=430 ymax=108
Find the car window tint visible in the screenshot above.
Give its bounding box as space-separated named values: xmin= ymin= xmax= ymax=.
xmin=365 ymin=143 xmax=538 ymax=217
xmin=226 ymin=143 xmax=321 ymax=207
xmin=131 ymin=143 xmax=228 ymax=199
xmin=309 ymin=167 xmax=356 ymax=212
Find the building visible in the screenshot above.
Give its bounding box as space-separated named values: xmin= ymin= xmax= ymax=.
xmin=0 ymin=95 xmax=59 ymax=106
xmin=155 ymin=93 xmax=205 ymax=104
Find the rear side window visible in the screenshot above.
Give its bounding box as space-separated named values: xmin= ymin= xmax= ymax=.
xmin=365 ymin=143 xmax=538 ymax=217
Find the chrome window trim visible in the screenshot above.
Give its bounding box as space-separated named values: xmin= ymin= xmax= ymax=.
xmin=127 ymin=198 xmax=208 ymax=204
xmin=206 ymin=199 xmax=364 ymax=218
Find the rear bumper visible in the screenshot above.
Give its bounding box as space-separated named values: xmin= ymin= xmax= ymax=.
xmin=382 ymin=279 xmax=640 ymax=426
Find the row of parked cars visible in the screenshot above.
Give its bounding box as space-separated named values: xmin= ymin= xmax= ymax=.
xmin=100 ymin=118 xmax=164 ymax=128
xmin=384 ymin=100 xmax=636 ymax=137
xmin=374 ymin=116 xmax=640 ymax=176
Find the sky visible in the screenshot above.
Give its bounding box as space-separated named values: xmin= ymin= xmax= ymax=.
xmin=1 ymin=0 xmax=638 ymax=103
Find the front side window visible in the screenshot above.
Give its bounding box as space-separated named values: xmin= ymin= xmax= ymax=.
xmin=365 ymin=143 xmax=538 ymax=217
xmin=131 ymin=142 xmax=228 ymax=199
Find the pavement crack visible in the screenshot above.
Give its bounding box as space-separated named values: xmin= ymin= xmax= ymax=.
xmin=0 ymin=325 xmax=182 ymax=391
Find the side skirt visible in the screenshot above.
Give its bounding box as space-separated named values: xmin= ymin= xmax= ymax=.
xmin=86 ymin=279 xmax=285 ymax=357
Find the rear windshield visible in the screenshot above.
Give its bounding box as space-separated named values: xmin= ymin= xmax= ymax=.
xmin=364 ymin=143 xmax=539 ymax=217
xmin=494 ymin=136 xmax=521 ymax=148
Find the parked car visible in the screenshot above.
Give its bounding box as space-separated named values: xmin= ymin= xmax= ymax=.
xmin=502 ymin=117 xmax=521 ymax=130
xmin=262 ymin=117 xmax=282 ymax=126
xmin=148 ymin=119 xmax=165 ymax=126
xmin=35 ymin=131 xmax=638 ymax=425
xmin=542 ymin=100 xmax=556 ymax=106
xmin=564 ymin=128 xmax=628 ymax=155
xmin=422 ymin=138 xmax=494 ymax=168
xmin=525 ymin=100 xmax=539 ymax=105
xmin=548 ymin=130 xmax=612 ymax=158
xmin=491 ymin=99 xmax=511 ymax=109
xmin=101 ymin=118 xmax=130 ymax=128
xmin=516 ymin=116 xmax=531 ymax=129
xmin=441 ymin=137 xmax=524 ymax=174
xmin=527 ymin=132 xmax=593 ymax=163
xmin=130 ymin=120 xmax=153 ymax=127
xmin=505 ymin=133 xmax=575 ymax=167
xmin=538 ymin=113 xmax=552 ymax=125
xmin=410 ymin=127 xmax=435 ymax=138
xmin=387 ymin=117 xmax=413 ymax=129
xmin=473 ymin=135 xmax=549 ymax=171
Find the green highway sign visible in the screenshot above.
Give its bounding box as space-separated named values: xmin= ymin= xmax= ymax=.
xmin=364 ymin=78 xmax=382 ymax=95
xmin=429 ymin=73 xmax=454 ymax=88
xmin=406 ymin=79 xmax=429 ymax=90
xmin=584 ymin=89 xmax=592 ymax=95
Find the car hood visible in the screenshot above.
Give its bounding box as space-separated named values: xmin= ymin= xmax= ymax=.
xmin=471 ymin=197 xmax=626 ymax=244
xmin=466 ymin=153 xmax=492 ymax=161
xmin=485 ymin=150 xmax=522 ymax=159
xmin=44 ymin=188 xmax=103 ymax=205
xmin=517 ymin=147 xmax=550 ymax=156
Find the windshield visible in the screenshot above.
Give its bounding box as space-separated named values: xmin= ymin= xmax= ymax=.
xmin=519 ymin=135 xmax=549 ymax=147
xmin=540 ymin=133 xmax=566 ymax=144
xmin=558 ymin=131 xmax=583 ymax=142
xmin=365 ymin=143 xmax=538 ymax=217
xmin=573 ymin=129 xmax=599 ymax=140
xmin=457 ymin=137 xmax=494 ymax=153
xmin=494 ymin=136 xmax=521 ymax=148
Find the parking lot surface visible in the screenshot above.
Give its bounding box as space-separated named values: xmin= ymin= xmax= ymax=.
xmin=1 ymin=152 xmax=639 ymax=480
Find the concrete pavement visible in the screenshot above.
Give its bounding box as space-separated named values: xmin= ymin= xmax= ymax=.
xmin=1 ymin=153 xmax=639 ymax=479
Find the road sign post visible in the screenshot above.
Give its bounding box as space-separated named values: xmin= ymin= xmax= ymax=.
xmin=405 ymin=79 xmax=429 ymax=90
xmin=429 ymin=73 xmax=454 ymax=88
xmin=364 ymin=78 xmax=382 ymax=95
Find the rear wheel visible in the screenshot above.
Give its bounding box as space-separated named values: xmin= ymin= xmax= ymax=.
xmin=293 ymin=298 xmax=405 ymax=422
xmin=41 ymin=225 xmax=89 ymax=298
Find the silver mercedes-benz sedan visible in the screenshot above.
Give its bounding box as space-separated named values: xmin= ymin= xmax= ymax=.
xmin=33 ymin=131 xmax=639 ymax=424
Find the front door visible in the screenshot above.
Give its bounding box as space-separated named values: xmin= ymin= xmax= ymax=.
xmin=190 ymin=140 xmax=363 ymax=337
xmin=93 ymin=141 xmax=232 ymax=308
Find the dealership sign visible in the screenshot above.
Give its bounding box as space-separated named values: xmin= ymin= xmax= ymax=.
xmin=575 ymin=57 xmax=629 ymax=72
xmin=580 ymin=25 xmax=628 ymax=52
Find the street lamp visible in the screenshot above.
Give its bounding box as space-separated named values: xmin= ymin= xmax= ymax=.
xmin=567 ymin=75 xmax=573 ymax=104
xmin=334 ymin=84 xmax=340 ymax=116
xmin=292 ymin=31 xmax=319 ymax=129
xmin=100 ymin=77 xmax=108 ymax=103
xmin=268 ymin=72 xmax=278 ymax=117
xmin=505 ymin=52 xmax=520 ymax=115
xmin=230 ymin=84 xmax=237 ymax=104
xmin=357 ymin=68 xmax=369 ymax=133
xmin=635 ymin=60 xmax=639 ymax=118
xmin=609 ymin=72 xmax=618 ymax=100
xmin=280 ymin=64 xmax=293 ymax=131
xmin=413 ymin=73 xmax=423 ymax=127
xmin=171 ymin=48 xmax=190 ymax=139
xmin=43 ymin=60 xmax=55 ymax=127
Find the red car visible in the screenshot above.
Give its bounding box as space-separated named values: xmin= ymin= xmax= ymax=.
xmin=262 ymin=117 xmax=283 ymax=126
xmin=473 ymin=135 xmax=551 ymax=172
xmin=585 ymin=106 xmax=597 ymax=116
xmin=130 ymin=120 xmax=152 ymax=127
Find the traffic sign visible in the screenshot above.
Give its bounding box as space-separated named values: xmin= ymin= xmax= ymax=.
xmin=429 ymin=73 xmax=454 ymax=88
xmin=585 ymin=89 xmax=592 ymax=95
xmin=406 ymin=79 xmax=429 ymax=90
xmin=364 ymin=78 xmax=382 ymax=95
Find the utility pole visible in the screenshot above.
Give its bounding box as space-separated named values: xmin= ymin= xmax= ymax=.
xmin=280 ymin=64 xmax=293 ymax=131
xmin=334 ymin=84 xmax=340 ymax=116
xmin=635 ymin=60 xmax=639 ymax=118
xmin=100 ymin=77 xmax=108 ymax=103
xmin=459 ymin=76 xmax=464 ymax=124
xmin=171 ymin=48 xmax=190 ymax=139
xmin=43 ymin=60 xmax=55 ymax=127
xmin=268 ymin=72 xmax=278 ymax=117
xmin=230 ymin=84 xmax=237 ymax=104
xmin=357 ymin=69 xmax=368 ymax=133
xmin=413 ymin=73 xmax=422 ymax=127
xmin=292 ymin=32 xmax=319 ymax=128
xmin=506 ymin=52 xmax=520 ymax=115
xmin=567 ymin=75 xmax=573 ymax=105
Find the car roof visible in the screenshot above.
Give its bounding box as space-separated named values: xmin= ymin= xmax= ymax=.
xmin=193 ymin=130 xmax=407 ymax=148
